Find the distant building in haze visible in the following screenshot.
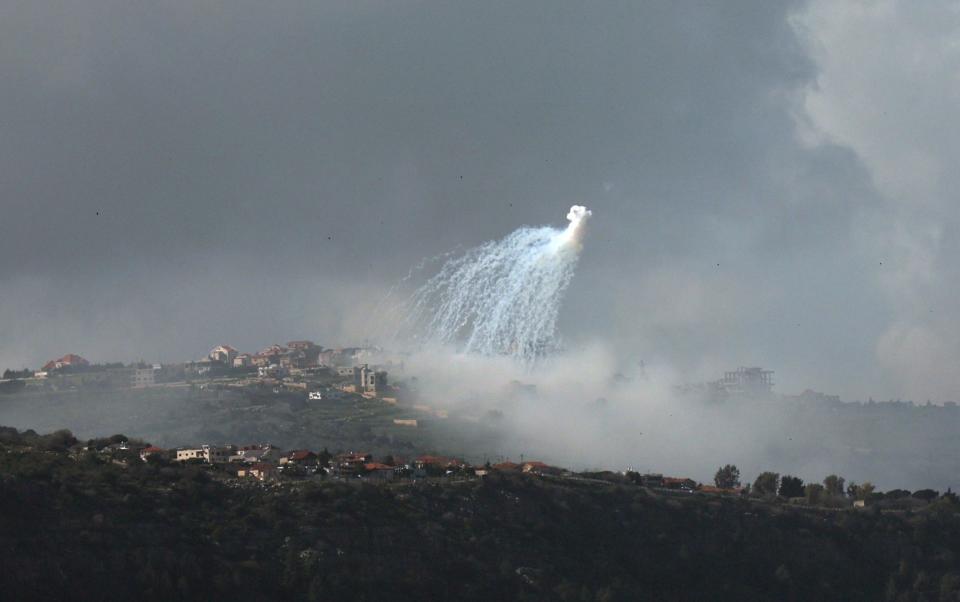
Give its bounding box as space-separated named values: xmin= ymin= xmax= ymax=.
xmin=714 ymin=367 xmax=774 ymax=398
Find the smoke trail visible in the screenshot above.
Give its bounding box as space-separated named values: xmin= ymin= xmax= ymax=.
xmin=396 ymin=205 xmax=592 ymax=363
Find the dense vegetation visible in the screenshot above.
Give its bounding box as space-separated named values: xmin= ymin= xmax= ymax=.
xmin=3 ymin=428 xmax=960 ymax=601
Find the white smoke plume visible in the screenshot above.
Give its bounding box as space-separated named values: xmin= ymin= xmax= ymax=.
xmin=392 ymin=205 xmax=591 ymax=364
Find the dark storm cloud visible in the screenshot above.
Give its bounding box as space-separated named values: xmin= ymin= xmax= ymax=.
xmin=0 ymin=1 xmax=912 ymax=398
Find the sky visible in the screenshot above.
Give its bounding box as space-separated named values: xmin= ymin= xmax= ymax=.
xmin=1 ymin=0 xmax=958 ymax=402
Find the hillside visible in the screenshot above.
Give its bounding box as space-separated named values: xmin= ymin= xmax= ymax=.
xmin=3 ymin=429 xmax=960 ymax=601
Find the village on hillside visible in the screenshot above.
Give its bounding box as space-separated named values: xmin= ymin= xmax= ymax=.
xmin=2 ymin=341 xmax=394 ymax=399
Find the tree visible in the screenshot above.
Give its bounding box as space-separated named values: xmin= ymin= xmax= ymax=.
xmin=38 ymin=429 xmax=77 ymax=452
xmin=753 ymin=472 xmax=780 ymax=497
xmin=317 ymin=447 xmax=332 ymax=468
xmin=714 ymin=464 xmax=740 ymax=489
xmin=805 ymin=483 xmax=824 ymax=505
xmin=823 ymin=474 xmax=845 ymax=497
xmin=858 ymin=482 xmax=875 ymax=501
xmin=779 ymin=475 xmax=804 ymax=498
xmin=913 ymin=489 xmax=939 ymax=502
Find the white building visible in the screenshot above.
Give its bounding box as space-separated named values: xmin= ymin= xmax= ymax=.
xmin=209 ymin=345 xmax=239 ymax=365
xmin=131 ymin=367 xmax=155 ymax=388
xmin=176 ymin=448 xmax=205 ymax=462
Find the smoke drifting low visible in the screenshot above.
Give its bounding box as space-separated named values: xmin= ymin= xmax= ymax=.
xmin=398 ymin=343 xmax=957 ymax=492
xmin=380 ymin=205 xmax=957 ymax=490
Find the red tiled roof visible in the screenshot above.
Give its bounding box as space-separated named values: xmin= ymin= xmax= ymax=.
xmin=288 ymin=450 xmax=315 ymax=461
xmin=42 ymin=354 xmax=90 ymax=371
xmin=142 ymin=446 xmax=164 ymax=453
xmin=364 ymin=463 xmax=392 ymax=471
xmin=59 ymin=354 xmax=89 ymax=365
xmin=337 ymin=453 xmax=369 ymax=463
xmin=416 ymin=455 xmax=451 ymax=466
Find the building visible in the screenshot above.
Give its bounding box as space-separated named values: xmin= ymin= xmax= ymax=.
xmin=233 ymin=354 xmax=253 ymax=368
xmin=413 ymin=455 xmax=466 ymax=475
xmin=335 ymin=452 xmax=371 ymax=474
xmin=286 ymin=341 xmax=322 ymax=366
xmin=521 ymin=461 xmax=563 ymax=476
xmin=662 ymin=477 xmax=697 ymax=492
xmin=237 ymin=463 xmax=277 ymax=481
xmin=287 ymin=340 xmax=316 ymax=350
xmin=131 ymin=367 xmax=155 ymax=388
xmin=258 ymin=365 xmax=285 ymax=379
xmin=319 ymin=348 xmax=361 ymax=367
xmin=280 ymin=350 xmax=314 ymax=370
xmin=355 ymin=364 xmax=387 ymax=395
xmin=639 ymin=474 xmax=664 ymax=488
xmin=140 ymin=446 xmax=165 ymax=462
xmin=714 ymin=367 xmax=774 ymax=397
xmin=41 ymin=354 xmax=90 ymax=372
xmin=280 ymin=450 xmax=317 ymax=466
xmin=232 ymin=444 xmax=283 ymax=463
xmin=364 ymin=463 xmax=395 ymax=482
xmin=209 ymin=345 xmax=238 ymax=365
xmin=174 ymin=445 xmax=233 ymax=463
xmin=258 ymin=344 xmax=288 ymax=359
xmin=176 ymin=448 xmax=205 ymax=462
xmin=202 ymin=444 xmax=234 ymax=464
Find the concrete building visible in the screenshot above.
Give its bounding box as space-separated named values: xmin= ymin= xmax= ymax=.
xmin=258 ymin=365 xmax=285 ymax=379
xmin=364 ymin=463 xmax=395 ymax=482
xmin=237 ymin=463 xmax=277 ymax=481
xmin=355 ymin=364 xmax=387 ymax=395
xmin=176 ymin=448 xmax=205 ymax=462
xmin=715 ymin=367 xmax=774 ymax=397
xmin=175 ymin=445 xmax=233 ymax=463
xmin=209 ymin=345 xmax=238 ymax=365
xmin=202 ymin=444 xmax=235 ymax=464
xmin=131 ymin=367 xmax=155 ymax=388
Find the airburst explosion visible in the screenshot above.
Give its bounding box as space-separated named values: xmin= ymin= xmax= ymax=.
xmin=400 ymin=205 xmax=592 ymax=363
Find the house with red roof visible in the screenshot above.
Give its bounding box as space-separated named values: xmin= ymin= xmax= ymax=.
xmin=139 ymin=446 xmax=165 ymax=462
xmin=334 ymin=452 xmax=371 ymax=475
xmin=663 ymin=477 xmax=697 ymax=492
xmin=280 ymin=450 xmax=317 ymax=466
xmin=41 ymin=354 xmax=90 ymax=372
xmin=521 ymin=461 xmax=563 ymax=476
xmin=209 ymin=345 xmax=238 ymax=365
xmin=364 ymin=462 xmax=395 ymax=482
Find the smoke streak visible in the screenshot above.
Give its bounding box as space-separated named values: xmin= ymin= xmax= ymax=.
xmin=396 ymin=205 xmax=591 ymax=363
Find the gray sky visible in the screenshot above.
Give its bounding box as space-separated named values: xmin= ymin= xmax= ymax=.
xmin=1 ymin=0 xmax=958 ymax=401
